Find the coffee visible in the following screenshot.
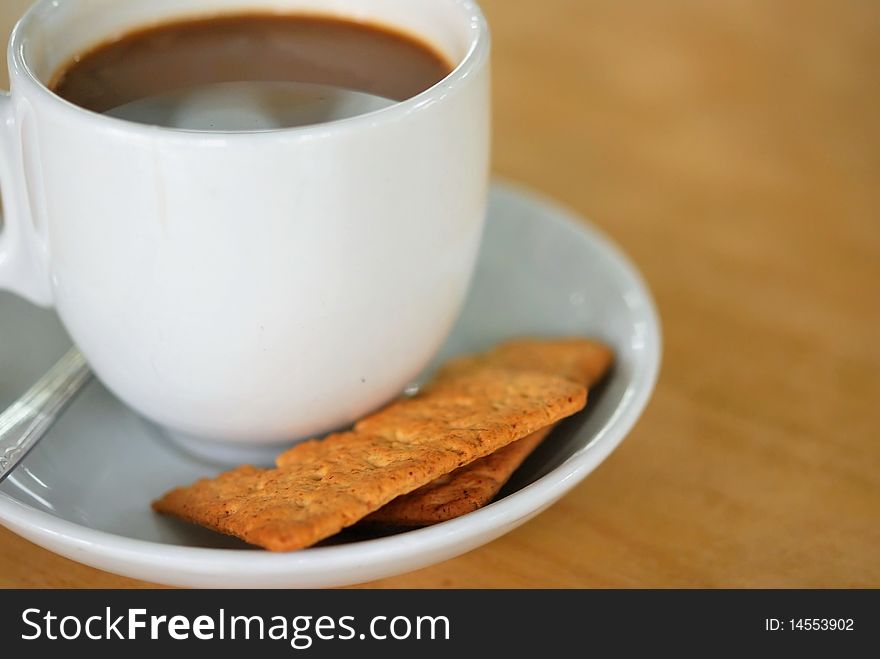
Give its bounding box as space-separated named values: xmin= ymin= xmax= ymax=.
xmin=51 ymin=14 xmax=453 ymax=130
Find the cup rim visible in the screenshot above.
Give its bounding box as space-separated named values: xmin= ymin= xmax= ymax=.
xmin=8 ymin=0 xmax=490 ymax=140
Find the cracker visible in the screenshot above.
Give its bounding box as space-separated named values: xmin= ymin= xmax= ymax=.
xmin=439 ymin=337 xmax=613 ymax=386
xmin=363 ymin=426 xmax=554 ymax=527
xmin=364 ymin=338 xmax=613 ymax=527
xmin=154 ymin=366 xmax=586 ymax=551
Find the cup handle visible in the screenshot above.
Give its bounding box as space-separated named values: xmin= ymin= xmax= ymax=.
xmin=0 ymin=91 xmax=52 ymax=306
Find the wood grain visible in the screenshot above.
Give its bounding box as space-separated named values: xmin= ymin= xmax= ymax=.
xmin=1 ymin=0 xmax=878 ymax=588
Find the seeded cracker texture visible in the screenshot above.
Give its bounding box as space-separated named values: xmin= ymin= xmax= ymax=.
xmin=363 ymin=427 xmax=555 ymax=527
xmin=363 ymin=338 xmax=613 ymax=527
xmin=436 ymin=337 xmax=613 ymax=388
xmin=153 ymin=363 xmax=587 ymax=551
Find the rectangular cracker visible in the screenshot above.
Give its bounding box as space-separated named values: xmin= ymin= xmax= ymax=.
xmin=362 ymin=426 xmax=555 ymax=527
xmin=154 ymin=366 xmax=587 ymax=551
xmin=438 ymin=337 xmax=613 ymax=386
xmin=363 ymin=338 xmax=613 ymax=527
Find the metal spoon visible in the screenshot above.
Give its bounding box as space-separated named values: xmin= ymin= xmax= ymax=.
xmin=0 ymin=348 xmax=92 ymax=483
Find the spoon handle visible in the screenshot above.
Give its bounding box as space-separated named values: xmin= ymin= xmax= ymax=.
xmin=0 ymin=348 xmax=92 ymax=483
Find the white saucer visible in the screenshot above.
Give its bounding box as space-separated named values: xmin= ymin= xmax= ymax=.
xmin=0 ymin=182 xmax=661 ymax=588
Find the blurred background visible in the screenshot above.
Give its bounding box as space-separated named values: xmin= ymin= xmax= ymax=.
xmin=1 ymin=0 xmax=877 ymax=586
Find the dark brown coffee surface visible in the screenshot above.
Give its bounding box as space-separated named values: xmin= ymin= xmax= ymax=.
xmin=51 ymin=14 xmax=453 ymax=114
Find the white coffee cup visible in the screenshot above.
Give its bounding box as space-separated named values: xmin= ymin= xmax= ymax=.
xmin=0 ymin=0 xmax=490 ymax=445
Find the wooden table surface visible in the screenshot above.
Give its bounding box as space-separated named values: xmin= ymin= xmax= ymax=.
xmin=1 ymin=0 xmax=878 ymax=588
